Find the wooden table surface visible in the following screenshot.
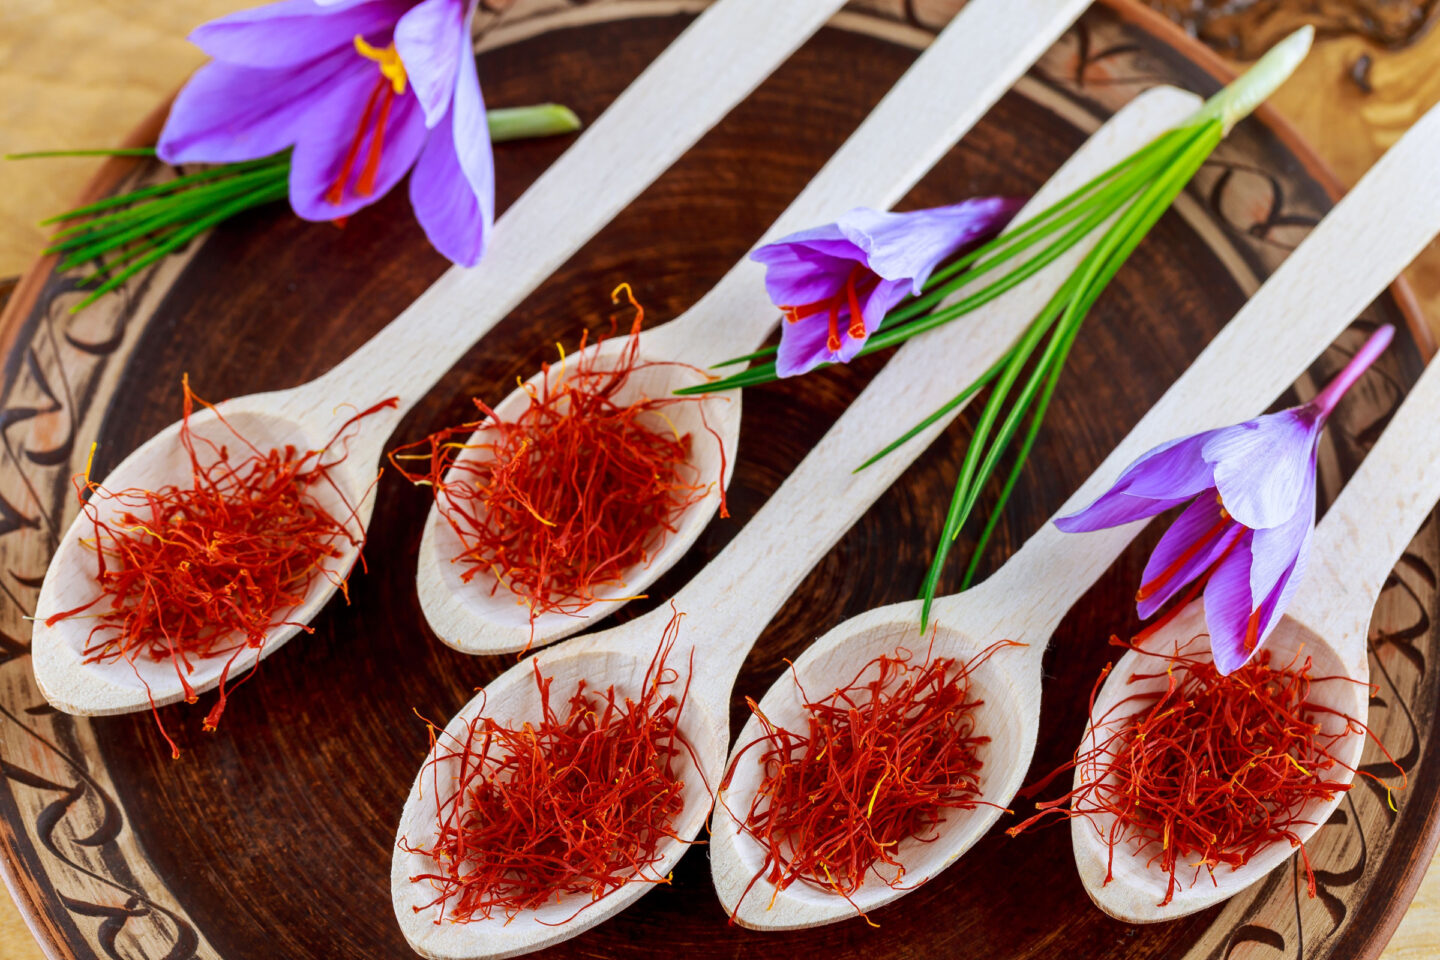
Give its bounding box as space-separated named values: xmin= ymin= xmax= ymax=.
xmin=0 ymin=1 xmax=1435 ymax=957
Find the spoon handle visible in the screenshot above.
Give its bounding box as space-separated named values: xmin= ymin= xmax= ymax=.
xmin=1291 ymin=355 xmax=1440 ymax=666
xmin=295 ymin=0 xmax=845 ymax=418
xmin=663 ymin=89 xmax=1198 ymax=684
xmin=653 ymin=0 xmax=1092 ymax=366
xmin=976 ymin=98 xmax=1440 ymax=647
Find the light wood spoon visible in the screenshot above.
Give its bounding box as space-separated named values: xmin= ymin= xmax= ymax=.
xmin=710 ymin=93 xmax=1440 ymax=929
xmin=1074 ymin=312 xmax=1440 ymax=918
xmin=414 ymin=0 xmax=1094 ymax=656
xmin=391 ymin=87 xmax=1200 ymax=960
xmin=29 ymin=0 xmax=850 ymax=717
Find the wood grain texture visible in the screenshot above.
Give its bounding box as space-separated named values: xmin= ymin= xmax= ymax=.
xmin=0 ymin=0 xmax=264 ymax=278
xmin=0 ymin=3 xmax=1438 ymax=960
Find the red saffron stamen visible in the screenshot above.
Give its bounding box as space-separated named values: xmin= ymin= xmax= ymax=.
xmin=325 ymin=77 xmax=386 ymax=206
xmin=844 ymin=268 xmax=866 ymax=340
xmin=399 ymin=607 xmax=698 ymax=923
xmin=1135 ymin=511 xmax=1233 ymax=602
xmin=355 ymin=85 xmax=396 ymax=198
xmin=52 ymin=378 xmax=397 ymax=756
xmin=390 ymin=287 xmax=728 ymax=649
xmin=1242 ymin=607 xmax=1263 ymax=653
xmin=779 ymin=264 xmax=878 ymax=351
xmin=1007 ymin=639 xmax=1403 ymax=906
xmin=720 ymin=638 xmax=1020 ymax=921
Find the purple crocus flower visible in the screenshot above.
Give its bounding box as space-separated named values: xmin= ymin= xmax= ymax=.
xmin=752 ymin=198 xmax=1021 ymax=377
xmin=1057 ymin=325 xmax=1394 ymax=674
xmin=157 ymin=0 xmax=493 ymax=265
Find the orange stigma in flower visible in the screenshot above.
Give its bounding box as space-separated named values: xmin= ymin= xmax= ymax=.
xmin=780 ymin=264 xmax=876 ymax=354
xmin=1242 ymin=608 xmax=1263 ymax=653
xmin=325 ymin=36 xmax=409 ymax=206
xmin=1136 ymin=506 xmax=1232 ymax=602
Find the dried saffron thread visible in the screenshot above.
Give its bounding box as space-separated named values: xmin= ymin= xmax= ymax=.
xmin=720 ymin=638 xmax=1020 ymax=922
xmin=400 ymin=606 xmax=700 ymax=924
xmin=46 ymin=377 xmax=396 ymax=756
xmin=391 ymin=286 xmax=728 ymax=647
xmin=1007 ymin=636 xmax=1403 ymax=906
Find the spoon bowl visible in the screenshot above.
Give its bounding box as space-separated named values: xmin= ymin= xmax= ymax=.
xmin=416 ymin=332 xmax=738 ymax=652
xmin=32 ymin=393 xmax=381 ymax=716
xmin=711 ymin=596 xmax=1039 ymax=928
xmin=391 ymin=634 xmax=729 ymax=959
xmin=1072 ymin=600 xmax=1368 ymax=922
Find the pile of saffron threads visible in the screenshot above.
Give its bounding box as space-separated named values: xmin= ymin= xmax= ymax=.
xmin=46 ymin=377 xmax=396 ymax=756
xmin=401 ymin=608 xmax=696 ymax=923
xmin=1007 ymin=635 xmax=1401 ymax=906
xmin=391 ymin=286 xmax=725 ymax=645
xmin=721 ymin=639 xmax=1018 ymax=921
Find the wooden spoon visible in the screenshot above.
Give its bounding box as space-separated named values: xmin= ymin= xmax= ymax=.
xmin=391 ymin=87 xmax=1201 ymax=960
xmin=1074 ymin=315 xmax=1440 ymax=918
xmin=710 ymin=94 xmax=1440 ymax=929
xmin=29 ymin=0 xmax=850 ymax=717
xmin=414 ymin=0 xmax=1094 ymax=656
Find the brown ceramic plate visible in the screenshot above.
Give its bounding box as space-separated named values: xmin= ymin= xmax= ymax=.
xmin=1 ymin=2 xmax=1436 ymax=958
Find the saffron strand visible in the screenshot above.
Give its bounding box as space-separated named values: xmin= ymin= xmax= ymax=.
xmin=722 ymin=639 xmax=1018 ymax=921
xmin=47 ymin=378 xmax=396 ymax=754
xmin=391 ymin=291 xmax=725 ymax=647
xmin=1008 ymin=638 xmax=1401 ymax=906
xmin=400 ymin=610 xmax=694 ymax=923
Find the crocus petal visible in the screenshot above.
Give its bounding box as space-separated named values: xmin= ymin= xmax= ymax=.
xmin=775 ymin=308 xmax=839 ymax=378
xmin=835 ymin=197 xmax=1021 ymax=292
xmin=1135 ymin=491 xmax=1245 ymax=619
xmin=409 ymin=46 xmax=491 ymax=267
xmin=1203 ymin=409 xmax=1321 ymax=529
xmin=158 ymin=51 xmax=354 ymax=164
xmin=443 ymin=1 xmax=493 ymax=231
xmin=1244 ymin=543 xmax=1311 ymax=671
xmin=751 ymin=229 xmax=863 ymax=307
xmin=394 ymin=0 xmax=466 ymax=128
xmin=288 ymin=71 xmax=430 ymax=220
xmin=1240 ymin=473 xmax=1316 ymax=658
xmin=1202 ymin=530 xmax=1258 ymax=675
xmin=190 ymin=0 xmax=411 ymax=69
xmin=773 ymin=274 xmax=908 ymax=374
xmin=1055 ymin=433 xmax=1217 ymax=532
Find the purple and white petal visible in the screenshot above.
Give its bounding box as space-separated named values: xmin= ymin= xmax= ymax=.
xmin=1238 ymin=473 xmax=1317 ymax=663
xmin=835 ymin=197 xmax=1021 ymax=291
xmin=191 ymin=0 xmax=410 ymax=68
xmin=442 ymin=0 xmax=493 ymax=236
xmin=158 ymin=50 xmax=356 ymax=164
xmin=1054 ymin=491 xmax=1195 ymax=533
xmin=1204 ymin=409 xmax=1322 ymax=529
xmin=1055 ymin=434 xmax=1217 ymax=532
xmin=409 ymin=90 xmax=488 ymax=265
xmin=775 ymin=308 xmax=839 ymax=378
xmin=393 ymin=0 xmax=466 ymax=128
xmin=1202 ymin=531 xmax=1258 ymax=676
xmin=752 ymin=229 xmax=863 ymax=307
